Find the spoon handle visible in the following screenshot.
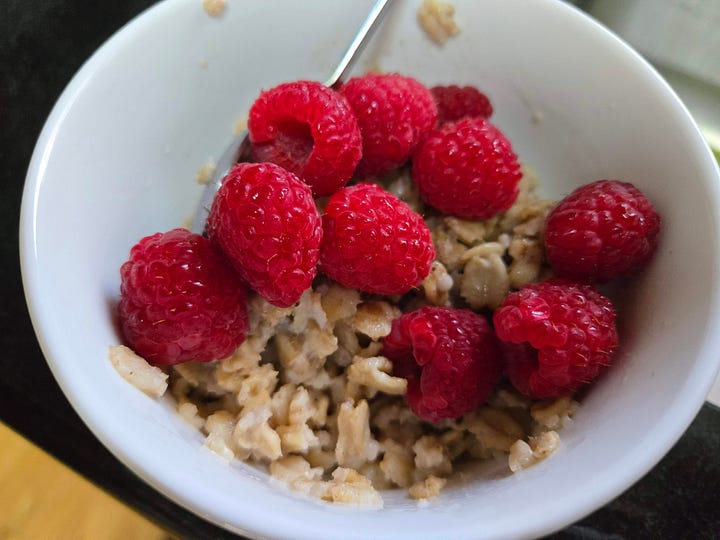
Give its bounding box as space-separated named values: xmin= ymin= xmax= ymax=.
xmin=190 ymin=131 xmax=251 ymax=234
xmin=324 ymin=0 xmax=394 ymax=88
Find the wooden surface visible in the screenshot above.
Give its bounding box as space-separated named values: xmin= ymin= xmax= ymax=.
xmin=0 ymin=422 xmax=170 ymax=540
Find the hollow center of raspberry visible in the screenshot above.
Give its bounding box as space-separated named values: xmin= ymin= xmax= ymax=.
xmin=392 ymin=350 xmax=422 ymax=380
xmin=254 ymin=120 xmax=314 ymax=173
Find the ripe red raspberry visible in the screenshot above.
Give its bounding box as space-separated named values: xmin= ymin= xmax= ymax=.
xmin=319 ymin=182 xmax=435 ymax=295
xmin=339 ymin=73 xmax=438 ymax=178
xmin=545 ymin=180 xmax=661 ymax=283
xmin=412 ymin=117 xmax=522 ymax=220
xmin=493 ymin=279 xmax=619 ymax=399
xmin=383 ymin=307 xmax=502 ymax=423
xmin=247 ymin=80 xmax=362 ymax=196
xmin=118 ymin=229 xmax=249 ymax=366
xmin=207 ymin=162 xmax=322 ymax=307
xmin=430 ymin=84 xmax=493 ymax=125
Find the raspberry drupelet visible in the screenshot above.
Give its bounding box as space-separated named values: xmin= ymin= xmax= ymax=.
xmin=493 ymin=279 xmax=619 ymax=399
xmin=118 ymin=228 xmax=249 ymax=366
xmin=430 ymin=84 xmax=493 ymax=125
xmin=207 ymin=162 xmax=323 ymax=308
xmin=383 ymin=306 xmax=503 ymax=423
xmin=319 ymin=182 xmax=435 ymax=295
xmin=544 ymin=179 xmax=661 ymax=283
xmin=412 ymin=117 xmax=522 ymax=220
xmin=247 ymin=80 xmax=362 ymax=196
xmin=339 ymin=73 xmax=438 ymax=178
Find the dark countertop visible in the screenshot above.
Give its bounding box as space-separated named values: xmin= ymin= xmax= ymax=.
xmin=1 ymin=1 xmax=718 ymax=538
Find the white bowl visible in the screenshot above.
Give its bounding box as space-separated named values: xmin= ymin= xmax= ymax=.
xmin=19 ymin=0 xmax=720 ymax=538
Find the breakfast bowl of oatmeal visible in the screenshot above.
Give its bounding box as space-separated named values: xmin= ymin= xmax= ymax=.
xmin=19 ymin=0 xmax=720 ymax=538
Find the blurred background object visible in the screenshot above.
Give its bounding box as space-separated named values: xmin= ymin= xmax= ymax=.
xmin=575 ymin=0 xmax=720 ymax=157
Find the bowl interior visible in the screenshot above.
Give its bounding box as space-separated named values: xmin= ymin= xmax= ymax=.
xmin=20 ymin=0 xmax=720 ymax=539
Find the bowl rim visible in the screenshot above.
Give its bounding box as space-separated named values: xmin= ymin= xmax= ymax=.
xmin=19 ymin=0 xmax=720 ymax=538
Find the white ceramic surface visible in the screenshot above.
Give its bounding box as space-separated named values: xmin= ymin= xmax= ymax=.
xmin=708 ymin=375 xmax=720 ymax=406
xmin=19 ymin=0 xmax=720 ymax=538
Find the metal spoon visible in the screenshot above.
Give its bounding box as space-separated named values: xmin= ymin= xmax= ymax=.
xmin=190 ymin=0 xmax=394 ymax=234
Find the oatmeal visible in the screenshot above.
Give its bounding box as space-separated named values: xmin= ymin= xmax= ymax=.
xmin=113 ymin=168 xmax=573 ymax=505
xmin=202 ymin=0 xmax=226 ymax=17
xmin=232 ymin=116 xmax=247 ymax=136
xmin=418 ymin=0 xmax=461 ymax=46
xmin=112 ymin=69 xmax=656 ymax=507
xmin=195 ymin=159 xmax=216 ymax=185
xmin=109 ymin=345 xmax=167 ymax=398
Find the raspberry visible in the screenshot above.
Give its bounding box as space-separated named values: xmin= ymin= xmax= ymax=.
xmin=340 ymin=73 xmax=438 ymax=178
xmin=430 ymin=84 xmax=493 ymax=125
xmin=412 ymin=117 xmax=522 ymax=220
xmin=493 ymin=279 xmax=619 ymax=399
xmin=544 ymin=180 xmax=661 ymax=283
xmin=248 ymin=80 xmax=362 ymax=196
xmin=207 ymin=162 xmax=322 ymax=307
xmin=319 ymin=182 xmax=435 ymax=295
xmin=118 ymin=229 xmax=249 ymax=366
xmin=383 ymin=307 xmax=502 ymax=423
